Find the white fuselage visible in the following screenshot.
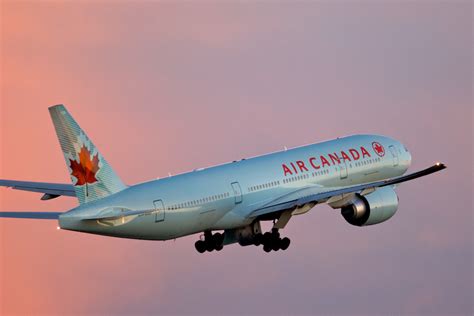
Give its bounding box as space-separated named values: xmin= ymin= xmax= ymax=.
xmin=59 ymin=134 xmax=411 ymax=240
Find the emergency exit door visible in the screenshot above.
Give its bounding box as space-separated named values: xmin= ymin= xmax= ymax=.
xmin=231 ymin=182 xmax=242 ymax=204
xmin=153 ymin=199 xmax=165 ymax=222
xmin=340 ymin=160 xmax=348 ymax=179
xmin=389 ymin=145 xmax=399 ymax=167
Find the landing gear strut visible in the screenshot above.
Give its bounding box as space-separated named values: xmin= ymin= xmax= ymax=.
xmin=256 ymin=228 xmax=291 ymax=253
xmin=195 ymin=231 xmax=224 ymax=253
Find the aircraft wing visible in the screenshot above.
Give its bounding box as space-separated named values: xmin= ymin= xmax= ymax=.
xmin=0 ymin=179 xmax=75 ymax=200
xmin=247 ymin=163 xmax=446 ymax=219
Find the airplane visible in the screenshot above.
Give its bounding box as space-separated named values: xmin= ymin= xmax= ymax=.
xmin=0 ymin=105 xmax=446 ymax=253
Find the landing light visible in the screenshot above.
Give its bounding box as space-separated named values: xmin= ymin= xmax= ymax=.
xmin=57 ymin=226 xmax=61 ymax=230
xmin=436 ymin=162 xmax=440 ymax=166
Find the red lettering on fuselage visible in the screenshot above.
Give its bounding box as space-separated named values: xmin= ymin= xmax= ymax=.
xmin=360 ymin=146 xmax=371 ymax=158
xmin=290 ymin=162 xmax=298 ymax=174
xmin=341 ymin=151 xmax=351 ymax=161
xmin=281 ymin=143 xmax=376 ymax=176
xmin=309 ymin=157 xmax=320 ymax=169
xmin=282 ymin=164 xmax=293 ymax=176
xmin=320 ymin=156 xmax=330 ymax=167
xmin=328 ymin=153 xmax=341 ymax=165
xmin=349 ymin=148 xmax=360 ymax=160
xmin=296 ymin=160 xmax=308 ymax=172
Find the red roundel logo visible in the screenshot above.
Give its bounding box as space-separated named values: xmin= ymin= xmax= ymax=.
xmin=372 ymin=142 xmax=385 ymax=157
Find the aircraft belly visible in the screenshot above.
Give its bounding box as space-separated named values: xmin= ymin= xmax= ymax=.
xmin=112 ymin=204 xmax=232 ymax=240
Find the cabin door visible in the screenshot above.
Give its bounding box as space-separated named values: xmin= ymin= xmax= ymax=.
xmin=231 ymin=182 xmax=243 ymax=204
xmin=340 ymin=160 xmax=348 ymax=179
xmin=389 ymin=145 xmax=399 ymax=167
xmin=153 ymin=199 xmax=165 ymax=222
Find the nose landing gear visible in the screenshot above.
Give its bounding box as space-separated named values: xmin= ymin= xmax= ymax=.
xmin=195 ymin=231 xmax=224 ymax=253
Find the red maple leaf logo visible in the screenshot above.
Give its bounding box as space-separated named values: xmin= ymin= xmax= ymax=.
xmin=69 ymin=145 xmax=100 ymax=186
xmin=372 ymin=142 xmax=385 ymax=157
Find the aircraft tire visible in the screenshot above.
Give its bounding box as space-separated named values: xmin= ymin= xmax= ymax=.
xmin=271 ymin=228 xmax=280 ymax=239
xmin=195 ymin=240 xmax=206 ymax=253
xmin=213 ymin=232 xmax=224 ymax=244
xmin=280 ymin=237 xmax=290 ymax=251
xmin=263 ymin=244 xmax=272 ymax=253
xmin=206 ymin=242 xmax=214 ymax=252
xmin=272 ymin=239 xmax=280 ymax=251
xmin=263 ymin=232 xmax=272 ymax=244
xmin=253 ymin=233 xmax=263 ymax=246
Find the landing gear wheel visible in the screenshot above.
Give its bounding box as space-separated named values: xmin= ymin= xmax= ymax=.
xmin=195 ymin=231 xmax=225 ymax=253
xmin=213 ymin=232 xmax=224 ymax=245
xmin=271 ymin=228 xmax=280 ymax=239
xmin=263 ymin=244 xmax=272 ymax=253
xmin=206 ymin=241 xmax=214 ymax=252
xmin=272 ymin=239 xmax=280 ymax=251
xmin=261 ymin=227 xmax=291 ymax=253
xmin=263 ymin=232 xmax=272 ymax=244
xmin=212 ymin=232 xmax=224 ymax=250
xmin=280 ymin=237 xmax=290 ymax=251
xmin=195 ymin=240 xmax=206 ymax=253
xmin=254 ymin=233 xmax=263 ymax=246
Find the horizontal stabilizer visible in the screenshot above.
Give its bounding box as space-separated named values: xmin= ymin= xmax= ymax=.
xmin=0 ymin=212 xmax=62 ymax=219
xmin=0 ymin=179 xmax=75 ymax=199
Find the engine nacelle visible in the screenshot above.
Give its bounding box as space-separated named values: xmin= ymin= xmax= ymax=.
xmin=341 ymin=187 xmax=399 ymax=226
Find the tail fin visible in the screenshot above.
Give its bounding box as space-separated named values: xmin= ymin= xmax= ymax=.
xmin=49 ymin=104 xmax=127 ymax=204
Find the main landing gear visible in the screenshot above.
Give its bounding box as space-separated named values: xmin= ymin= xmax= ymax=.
xmin=194 ymin=230 xmax=224 ymax=253
xmin=194 ymin=214 xmax=293 ymax=253
xmin=254 ymin=228 xmax=291 ymax=252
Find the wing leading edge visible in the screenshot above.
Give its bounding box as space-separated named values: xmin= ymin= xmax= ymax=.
xmin=248 ymin=163 xmax=447 ymax=219
xmin=0 ymin=180 xmax=75 ymax=200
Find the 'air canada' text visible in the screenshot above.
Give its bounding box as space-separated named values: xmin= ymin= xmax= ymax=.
xmin=281 ymin=145 xmax=377 ymax=176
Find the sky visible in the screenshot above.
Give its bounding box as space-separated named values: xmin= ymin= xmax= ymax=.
xmin=1 ymin=1 xmax=472 ymax=315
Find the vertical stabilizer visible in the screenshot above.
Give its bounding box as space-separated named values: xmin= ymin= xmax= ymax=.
xmin=49 ymin=104 xmax=127 ymax=204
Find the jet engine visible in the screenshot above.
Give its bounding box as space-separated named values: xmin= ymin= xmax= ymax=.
xmin=341 ymin=186 xmax=398 ymax=226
